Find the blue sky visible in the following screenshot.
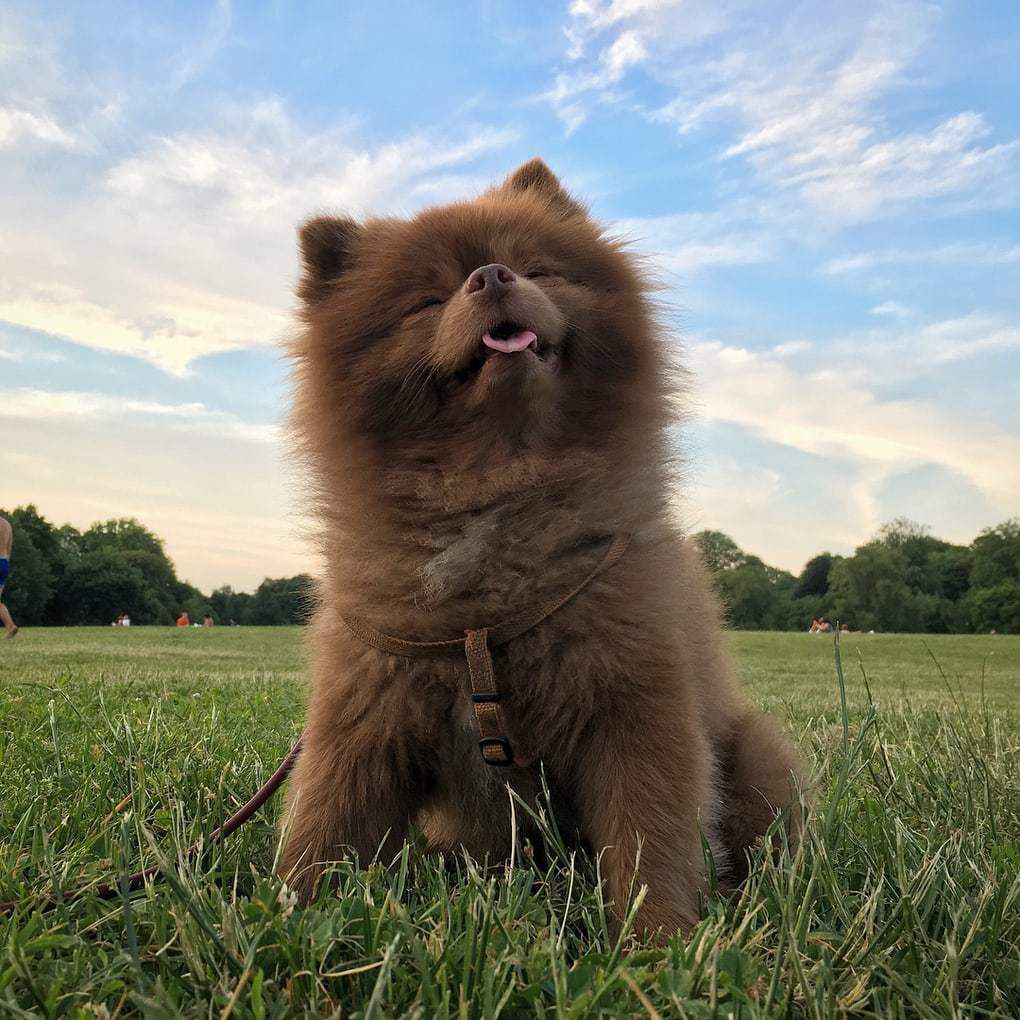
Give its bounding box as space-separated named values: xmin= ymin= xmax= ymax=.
xmin=2 ymin=0 xmax=1018 ymax=591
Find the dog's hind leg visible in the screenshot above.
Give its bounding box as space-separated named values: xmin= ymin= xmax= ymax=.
xmin=714 ymin=708 xmax=806 ymax=885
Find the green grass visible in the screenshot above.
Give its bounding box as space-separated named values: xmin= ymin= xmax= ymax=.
xmin=1 ymin=627 xmax=1018 ymax=1018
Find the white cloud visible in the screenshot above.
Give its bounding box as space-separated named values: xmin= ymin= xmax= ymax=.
xmin=546 ymin=0 xmax=727 ymax=131
xmin=169 ymin=0 xmax=233 ymax=90
xmin=687 ymin=338 xmax=1020 ymax=515
xmin=771 ymin=340 xmax=813 ymax=357
xmin=615 ymin=210 xmax=771 ymax=274
xmin=785 ymin=113 xmax=1018 ymax=222
xmin=0 ymin=20 xmax=93 ymax=154
xmin=603 ymin=29 xmax=647 ymax=79
xmin=0 ymin=99 xmax=519 ymax=373
xmin=869 ymin=301 xmax=912 ymax=318
xmin=0 ymin=387 xmax=279 ymax=444
xmin=905 ymin=316 xmax=1020 ymax=365
xmin=552 ymin=1 xmax=1019 ymax=223
xmin=0 ymin=107 xmax=78 ymax=150
xmin=817 ymin=313 xmax=1020 ymax=379
xmin=822 ymin=241 xmax=1020 ymax=275
xmin=684 ymin=443 xmax=874 ymax=570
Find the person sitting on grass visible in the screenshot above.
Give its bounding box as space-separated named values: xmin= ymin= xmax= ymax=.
xmin=0 ymin=516 xmax=19 ymax=639
xmin=176 ymin=611 xmax=190 ymax=628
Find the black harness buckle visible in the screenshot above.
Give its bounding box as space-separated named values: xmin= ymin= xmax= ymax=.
xmin=471 ymin=691 xmax=502 ymax=703
xmin=478 ymin=736 xmax=514 ymax=766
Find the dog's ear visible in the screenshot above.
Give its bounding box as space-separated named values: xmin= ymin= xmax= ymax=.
xmin=503 ymin=158 xmax=585 ymax=216
xmin=297 ymin=215 xmax=361 ymax=304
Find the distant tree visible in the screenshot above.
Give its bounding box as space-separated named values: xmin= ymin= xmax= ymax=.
xmin=6 ymin=502 xmax=1016 ymax=633
xmin=210 ymin=585 xmax=234 ymax=624
xmin=830 ymin=541 xmax=924 ymax=633
xmin=717 ymin=557 xmax=795 ymax=630
xmin=874 ymin=517 xmax=976 ymax=602
xmin=216 ymin=586 xmax=256 ymax=625
xmin=693 ymin=530 xmax=745 ymax=574
xmin=793 ymin=553 xmax=835 ymax=599
xmin=46 ymin=524 xmax=84 ymax=623
xmin=80 ymin=518 xmax=166 ymax=558
xmin=964 ymin=581 xmax=1020 ymax=634
xmin=183 ymin=598 xmax=212 ymax=622
xmin=81 ymin=519 xmax=180 ymax=622
xmin=58 ymin=548 xmax=152 ymax=625
xmin=210 ymin=585 xmax=255 ymax=625
xmin=970 ymin=519 xmax=1020 ymax=589
xmin=170 ymin=580 xmax=208 ymax=624
xmin=9 ymin=505 xmax=63 ymax=564
xmin=785 ymin=592 xmax=835 ymax=631
xmin=919 ymin=593 xmax=969 ymax=634
xmin=247 ymin=575 xmax=315 ymax=625
xmin=928 ymin=546 xmax=973 ymax=602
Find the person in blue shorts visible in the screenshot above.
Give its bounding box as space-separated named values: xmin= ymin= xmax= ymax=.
xmin=0 ymin=516 xmax=18 ymax=639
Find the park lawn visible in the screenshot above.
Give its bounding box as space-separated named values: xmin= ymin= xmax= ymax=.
xmin=1 ymin=627 xmax=1017 ymax=1017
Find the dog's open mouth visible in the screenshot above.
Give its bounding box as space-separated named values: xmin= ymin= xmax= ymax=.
xmin=483 ymin=321 xmax=538 ymax=354
xmin=448 ymin=320 xmax=551 ymax=388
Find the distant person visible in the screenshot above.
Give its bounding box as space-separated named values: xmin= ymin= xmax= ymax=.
xmin=0 ymin=516 xmax=17 ymax=639
xmin=122 ymin=613 xmax=131 ymax=627
xmin=176 ymin=611 xmax=190 ymax=628
xmin=202 ymin=614 xmax=214 ymax=627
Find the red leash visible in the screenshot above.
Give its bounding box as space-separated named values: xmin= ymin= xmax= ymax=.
xmin=0 ymin=736 xmax=303 ymax=915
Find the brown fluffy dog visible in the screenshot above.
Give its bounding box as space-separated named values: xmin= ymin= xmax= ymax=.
xmin=281 ymin=159 xmax=805 ymax=939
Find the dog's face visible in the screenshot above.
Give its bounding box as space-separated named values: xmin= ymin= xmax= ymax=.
xmin=296 ymin=159 xmax=660 ymax=471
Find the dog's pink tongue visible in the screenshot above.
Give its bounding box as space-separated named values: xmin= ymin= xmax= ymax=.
xmin=482 ymin=329 xmax=536 ymax=353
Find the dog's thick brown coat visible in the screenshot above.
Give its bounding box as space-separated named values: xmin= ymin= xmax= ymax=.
xmin=282 ymin=159 xmax=805 ymax=938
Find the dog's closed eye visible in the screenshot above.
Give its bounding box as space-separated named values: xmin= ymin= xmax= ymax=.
xmin=405 ymin=296 xmax=446 ymax=317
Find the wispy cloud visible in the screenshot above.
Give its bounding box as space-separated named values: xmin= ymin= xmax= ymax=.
xmin=0 ymin=387 xmax=279 ymax=444
xmin=689 ymin=337 xmax=1020 ymax=511
xmin=0 ymin=107 xmax=78 ymax=150
xmin=550 ymin=1 xmax=1019 ymax=223
xmin=869 ymin=301 xmax=912 ymax=319
xmin=615 ymin=210 xmax=771 ymax=274
xmin=822 ymin=241 xmax=1020 ymax=275
xmin=0 ymin=98 xmax=519 ymax=374
xmin=169 ymin=0 xmax=233 ymax=90
xmin=871 ymin=315 xmax=1020 ymax=367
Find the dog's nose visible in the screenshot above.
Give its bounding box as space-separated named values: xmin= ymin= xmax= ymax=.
xmin=465 ymin=263 xmax=517 ymax=296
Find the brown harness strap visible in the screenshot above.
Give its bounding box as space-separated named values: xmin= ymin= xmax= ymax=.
xmin=465 ymin=628 xmax=517 ymax=766
xmin=342 ymin=533 xmax=631 ymax=768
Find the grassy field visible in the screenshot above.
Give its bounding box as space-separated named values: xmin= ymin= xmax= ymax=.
xmin=1 ymin=627 xmax=1018 ymax=1017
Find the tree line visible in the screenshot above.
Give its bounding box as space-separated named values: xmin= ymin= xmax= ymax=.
xmin=2 ymin=504 xmax=1017 ymax=632
xmin=0 ymin=505 xmax=312 ymax=626
xmin=694 ymin=517 xmax=1020 ymax=633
